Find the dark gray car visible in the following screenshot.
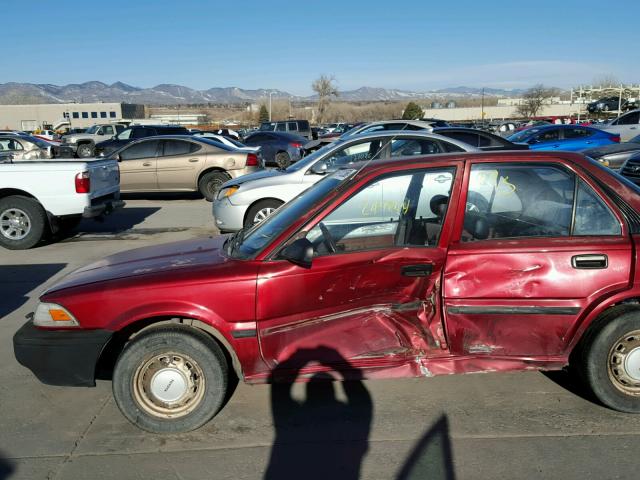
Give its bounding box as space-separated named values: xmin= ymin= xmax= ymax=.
xmin=584 ymin=134 xmax=640 ymax=170
xmin=243 ymin=131 xmax=307 ymax=168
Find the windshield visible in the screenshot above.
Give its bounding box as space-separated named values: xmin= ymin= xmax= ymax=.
xmin=19 ymin=135 xmax=50 ymax=148
xmin=508 ymin=128 xmax=540 ymax=142
xmin=230 ymin=169 xmax=356 ymax=259
xmin=84 ymin=125 xmax=99 ymax=134
xmin=284 ymin=142 xmax=341 ymax=173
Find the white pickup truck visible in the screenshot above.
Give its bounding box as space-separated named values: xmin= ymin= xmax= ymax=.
xmin=0 ymin=158 xmax=124 ymax=249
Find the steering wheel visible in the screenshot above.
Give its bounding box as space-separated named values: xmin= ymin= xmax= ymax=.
xmin=319 ymin=222 xmax=337 ymax=253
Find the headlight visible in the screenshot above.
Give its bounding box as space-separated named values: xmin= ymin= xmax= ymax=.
xmin=33 ymin=302 xmax=79 ymax=327
xmin=217 ymin=186 xmax=239 ymax=200
xmin=597 ymin=158 xmax=610 ymax=167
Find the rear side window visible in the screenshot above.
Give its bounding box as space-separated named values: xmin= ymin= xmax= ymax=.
xmin=275 ymin=123 xmax=286 ymax=132
xmin=164 ymin=128 xmax=189 ymax=135
xmin=390 ymin=138 xmax=443 ymax=156
xmin=287 ymin=122 xmax=298 ymax=131
xmin=462 ymin=163 xmax=621 ymax=242
xmin=162 ymin=140 xmax=194 ymax=156
xmin=564 ymin=128 xmax=592 ymax=139
xmin=617 ymin=112 xmax=640 ymax=125
xmin=440 ymin=131 xmax=480 ymax=147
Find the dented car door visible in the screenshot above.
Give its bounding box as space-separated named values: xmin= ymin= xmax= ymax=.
xmin=257 ymin=162 xmax=462 ymax=373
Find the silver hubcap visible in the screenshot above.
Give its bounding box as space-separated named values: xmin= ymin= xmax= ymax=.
xmin=608 ymin=330 xmax=640 ymax=395
xmin=133 ymin=352 xmax=205 ymax=418
xmin=253 ymin=207 xmax=275 ymax=224
xmin=0 ymin=208 xmax=31 ymax=240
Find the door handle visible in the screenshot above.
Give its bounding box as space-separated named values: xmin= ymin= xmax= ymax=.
xmin=188 ymin=158 xmax=199 ymax=163
xmin=571 ymin=254 xmax=608 ymax=269
xmin=142 ymin=162 xmax=152 ymax=167
xmin=401 ymin=264 xmax=433 ymax=277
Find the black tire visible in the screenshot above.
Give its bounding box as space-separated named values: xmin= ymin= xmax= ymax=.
xmin=274 ymin=151 xmax=291 ymax=169
xmin=76 ymin=143 xmax=95 ymax=158
xmin=244 ymin=199 xmax=283 ymax=227
xmin=580 ymin=307 xmax=640 ymax=413
xmin=198 ymin=171 xmax=231 ymax=202
xmin=112 ymin=325 xmax=229 ymax=433
xmin=0 ymin=196 xmax=47 ymax=250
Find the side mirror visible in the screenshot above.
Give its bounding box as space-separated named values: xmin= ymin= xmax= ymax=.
xmin=279 ymin=238 xmax=314 ymax=269
xmin=115 ymin=154 xmax=122 ymax=162
xmin=310 ymin=161 xmax=328 ymax=175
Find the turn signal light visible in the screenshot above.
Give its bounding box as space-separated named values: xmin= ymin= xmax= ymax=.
xmin=75 ymin=171 xmax=90 ymax=193
xmin=246 ymin=153 xmax=259 ymax=166
xmin=49 ymin=309 xmax=73 ymax=322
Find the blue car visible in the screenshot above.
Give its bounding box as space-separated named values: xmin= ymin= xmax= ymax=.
xmin=507 ymin=125 xmax=620 ymax=151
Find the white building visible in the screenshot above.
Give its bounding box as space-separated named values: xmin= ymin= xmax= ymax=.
xmin=0 ymin=102 xmax=145 ymax=131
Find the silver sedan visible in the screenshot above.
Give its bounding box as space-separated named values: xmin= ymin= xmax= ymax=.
xmin=212 ymin=131 xmax=479 ymax=232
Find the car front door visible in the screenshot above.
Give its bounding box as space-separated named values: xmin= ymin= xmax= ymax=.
xmin=257 ymin=161 xmax=463 ymax=374
xmin=529 ymin=128 xmax=561 ymax=149
xmin=443 ymin=159 xmax=632 ymax=357
xmin=117 ymin=139 xmax=160 ymax=191
xmin=156 ymin=139 xmax=202 ymax=190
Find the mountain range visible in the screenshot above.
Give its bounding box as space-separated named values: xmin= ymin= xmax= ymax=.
xmin=0 ymin=81 xmax=528 ymax=105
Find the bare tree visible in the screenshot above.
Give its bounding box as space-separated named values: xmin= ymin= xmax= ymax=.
xmin=592 ymin=74 xmax=620 ymax=89
xmin=312 ymin=75 xmax=339 ymax=123
xmin=516 ymin=84 xmax=557 ymax=118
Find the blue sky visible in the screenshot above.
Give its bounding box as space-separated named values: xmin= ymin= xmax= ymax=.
xmin=3 ymin=0 xmax=638 ymax=94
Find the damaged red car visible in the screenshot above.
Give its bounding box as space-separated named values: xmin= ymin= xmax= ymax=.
xmin=14 ymin=151 xmax=640 ymax=433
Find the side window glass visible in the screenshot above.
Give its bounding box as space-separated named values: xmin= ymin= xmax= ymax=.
xmin=536 ymin=129 xmax=560 ymax=142
xmin=564 ymin=128 xmax=591 ymax=139
xmin=324 ymin=140 xmax=387 ymax=170
xmin=275 ymin=123 xmax=286 ymax=132
xmin=573 ymin=180 xmax=621 ymax=235
xmin=162 ymin=140 xmax=191 ymax=156
xmin=287 ymin=122 xmax=298 ymax=131
xmin=306 ymin=168 xmax=455 ymax=255
xmin=390 ymin=139 xmax=443 ymax=157
xmin=117 ymin=129 xmax=132 ymax=140
xmin=103 ymin=126 xmax=114 ymax=135
xmin=463 ymin=164 xmax=574 ymax=242
xmin=120 ymin=140 xmax=159 ymax=160
xmin=620 ymin=112 xmax=640 ymax=125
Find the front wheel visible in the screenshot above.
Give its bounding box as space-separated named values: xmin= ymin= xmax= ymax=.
xmin=580 ymin=308 xmax=640 ymax=413
xmin=112 ymin=326 xmax=229 ymax=433
xmin=76 ymin=143 xmax=95 ymax=158
xmin=244 ymin=199 xmax=283 ymax=227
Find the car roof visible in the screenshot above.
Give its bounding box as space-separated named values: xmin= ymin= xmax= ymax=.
xmin=336 ymin=130 xmax=481 ymax=151
xmin=248 ymin=131 xmax=307 ymax=140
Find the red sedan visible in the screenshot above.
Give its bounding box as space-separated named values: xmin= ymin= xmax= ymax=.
xmin=14 ymin=151 xmax=640 ymax=433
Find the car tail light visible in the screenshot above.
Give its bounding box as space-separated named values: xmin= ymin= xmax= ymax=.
xmin=75 ymin=171 xmax=90 ymax=193
xmin=246 ymin=153 xmax=259 ymax=166
xmin=612 ymin=135 xmax=621 ymax=143
xmin=290 ymin=142 xmax=303 ymax=148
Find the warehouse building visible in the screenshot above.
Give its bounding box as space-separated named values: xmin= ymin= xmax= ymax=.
xmin=0 ymin=102 xmax=145 ymax=131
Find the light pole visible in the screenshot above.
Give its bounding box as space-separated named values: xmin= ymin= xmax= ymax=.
xmin=268 ymin=91 xmax=275 ymax=121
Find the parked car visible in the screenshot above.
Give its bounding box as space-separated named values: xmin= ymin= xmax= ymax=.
xmin=33 ymin=129 xmax=59 ymax=141
xmin=259 ymin=120 xmax=312 ymax=140
xmin=95 ymin=125 xmax=190 ymax=157
xmin=601 ymin=110 xmax=640 ymax=142
xmin=0 ymin=134 xmax=56 ymax=161
xmin=583 ymin=134 xmax=640 ymax=170
xmin=618 ymin=151 xmax=640 ymax=184
xmin=15 ymin=150 xmax=640 ymax=433
xmin=432 ymin=127 xmax=529 ymax=151
xmin=587 ymin=96 xmax=624 ymax=113
xmin=60 ymin=124 xmax=127 ymax=158
xmin=214 ymin=128 xmax=240 ymax=140
xmin=106 ymin=135 xmax=259 ymax=201
xmin=213 ymin=131 xmax=478 ymax=231
xmin=339 ymin=120 xmax=443 ymax=140
xmin=318 ymin=123 xmax=362 ymax=140
xmin=507 ymin=125 xmax=619 ymax=151
xmin=623 ymin=99 xmax=639 ymax=111
xmin=243 ymin=131 xmax=307 ymax=168
xmin=193 ymin=132 xmax=260 ymax=153
xmin=0 ymin=157 xmax=122 ymax=249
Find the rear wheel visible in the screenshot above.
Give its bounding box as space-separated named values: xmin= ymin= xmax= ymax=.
xmin=0 ymin=196 xmax=47 ymax=250
xmin=244 ymin=199 xmax=283 ymax=227
xmin=112 ymin=326 xmax=229 ymax=433
xmin=275 ymin=152 xmax=291 ymax=169
xmin=580 ymin=308 xmax=640 ymax=413
xmin=199 ymin=171 xmax=231 ymax=202
xmin=76 ymin=143 xmax=95 ymax=158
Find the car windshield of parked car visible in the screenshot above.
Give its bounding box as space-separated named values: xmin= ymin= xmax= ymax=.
xmin=508 ymin=128 xmax=541 ymax=143
xmin=229 ymin=169 xmax=356 ymax=259
xmin=83 ymin=125 xmax=99 ymax=135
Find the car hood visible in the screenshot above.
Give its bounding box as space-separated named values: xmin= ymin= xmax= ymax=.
xmin=44 ymin=236 xmax=230 ymax=294
xmin=222 ymin=168 xmax=288 ymax=187
xmin=583 ymin=143 xmax=640 ymax=157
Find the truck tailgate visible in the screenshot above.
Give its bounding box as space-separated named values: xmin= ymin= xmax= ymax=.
xmin=85 ymin=159 xmax=120 ymax=198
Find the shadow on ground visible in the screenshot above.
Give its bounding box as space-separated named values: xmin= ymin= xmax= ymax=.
xmin=0 ymin=264 xmax=67 ymax=319
xmin=72 ymin=207 xmax=161 ymax=233
xmin=542 ymin=369 xmax=599 ymax=404
xmin=121 ymin=192 xmax=203 ymax=201
xmin=265 ymin=346 xmax=456 ymax=480
xmin=0 ymin=452 xmax=13 ymax=480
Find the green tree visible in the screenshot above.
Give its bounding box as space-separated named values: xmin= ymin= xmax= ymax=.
xmin=402 ymin=102 xmax=423 ymax=120
xmin=258 ymin=104 xmax=269 ymax=123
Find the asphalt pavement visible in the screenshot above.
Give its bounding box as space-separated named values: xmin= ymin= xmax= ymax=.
xmin=1 ymin=195 xmax=640 ymax=480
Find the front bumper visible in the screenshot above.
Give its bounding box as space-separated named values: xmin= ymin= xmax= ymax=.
xmin=212 ymin=196 xmax=246 ymax=232
xmin=13 ymin=320 xmax=113 ymax=387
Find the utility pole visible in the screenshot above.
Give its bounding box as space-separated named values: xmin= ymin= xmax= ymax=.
xmin=480 ymin=87 xmax=485 ymax=126
xmin=268 ymin=91 xmax=274 ymax=122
